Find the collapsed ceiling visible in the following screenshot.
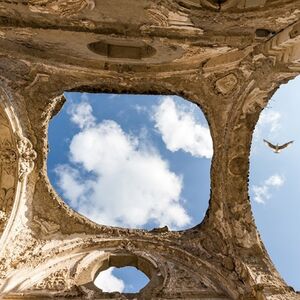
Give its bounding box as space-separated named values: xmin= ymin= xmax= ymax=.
xmin=0 ymin=0 xmax=299 ymax=299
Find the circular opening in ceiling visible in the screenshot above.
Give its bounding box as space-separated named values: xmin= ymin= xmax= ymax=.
xmin=75 ymin=252 xmax=162 ymax=296
xmin=47 ymin=92 xmax=213 ymax=231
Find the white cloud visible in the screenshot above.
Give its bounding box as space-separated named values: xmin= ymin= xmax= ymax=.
xmin=258 ymin=110 xmax=281 ymax=133
xmin=133 ymin=104 xmax=148 ymax=114
xmin=254 ymin=110 xmax=281 ymax=142
xmin=252 ymin=174 xmax=284 ymax=204
xmin=265 ymin=174 xmax=284 ymax=187
xmin=68 ymin=101 xmax=96 ymax=129
xmin=55 ymin=165 xmax=93 ymax=208
xmin=55 ymin=102 xmax=191 ymax=229
xmin=153 ymin=96 xmax=213 ymax=159
xmin=252 ymin=185 xmax=269 ymax=204
xmin=252 ymin=110 xmax=282 ymax=153
xmin=94 ymin=268 xmax=125 ymax=292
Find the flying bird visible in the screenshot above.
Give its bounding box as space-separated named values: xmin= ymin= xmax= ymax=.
xmin=263 ymin=139 xmax=294 ymax=153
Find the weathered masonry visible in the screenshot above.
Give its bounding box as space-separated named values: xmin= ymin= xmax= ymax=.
xmin=0 ymin=0 xmax=299 ymax=299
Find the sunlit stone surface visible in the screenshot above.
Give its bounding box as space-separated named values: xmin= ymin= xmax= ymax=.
xmin=0 ymin=0 xmax=300 ymax=299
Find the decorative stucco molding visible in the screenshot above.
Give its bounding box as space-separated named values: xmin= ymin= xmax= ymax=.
xmin=28 ymin=0 xmax=96 ymax=17
xmin=0 ymin=0 xmax=299 ymax=299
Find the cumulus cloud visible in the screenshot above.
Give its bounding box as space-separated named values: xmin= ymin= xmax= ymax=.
xmin=94 ymin=268 xmax=125 ymax=292
xmin=68 ymin=100 xmax=96 ymax=129
xmin=252 ymin=174 xmax=284 ymax=204
xmin=153 ymin=96 xmax=213 ymax=159
xmin=55 ymin=101 xmax=191 ymax=229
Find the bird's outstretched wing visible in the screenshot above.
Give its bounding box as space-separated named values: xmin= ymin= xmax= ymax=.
xmin=263 ymin=139 xmax=277 ymax=150
xmin=278 ymin=140 xmax=294 ymax=150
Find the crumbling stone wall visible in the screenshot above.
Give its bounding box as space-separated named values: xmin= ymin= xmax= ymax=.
xmin=0 ymin=0 xmax=299 ymax=299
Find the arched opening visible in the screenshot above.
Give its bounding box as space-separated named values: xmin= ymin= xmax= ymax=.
xmin=74 ymin=251 xmax=163 ymax=297
xmin=250 ymin=75 xmax=300 ymax=291
xmin=47 ymin=92 xmax=213 ymax=230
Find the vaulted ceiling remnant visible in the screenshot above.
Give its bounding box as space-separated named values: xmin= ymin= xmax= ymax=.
xmin=0 ymin=0 xmax=299 ymax=299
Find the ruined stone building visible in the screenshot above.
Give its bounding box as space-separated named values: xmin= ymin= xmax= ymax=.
xmin=0 ymin=0 xmax=299 ymax=299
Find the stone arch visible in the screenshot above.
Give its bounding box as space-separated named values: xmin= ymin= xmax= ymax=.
xmin=0 ymin=0 xmax=299 ymax=298
xmin=0 ymin=85 xmax=37 ymax=251
xmin=0 ymin=98 xmax=18 ymax=238
xmin=1 ymin=238 xmax=237 ymax=299
xmin=76 ymin=251 xmax=163 ymax=295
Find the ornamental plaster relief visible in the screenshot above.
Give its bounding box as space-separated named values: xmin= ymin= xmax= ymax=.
xmin=0 ymin=0 xmax=299 ymax=299
xmin=29 ymin=0 xmax=96 ymax=17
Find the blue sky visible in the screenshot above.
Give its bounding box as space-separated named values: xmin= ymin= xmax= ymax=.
xmin=93 ymin=266 xmax=149 ymax=293
xmin=249 ymin=75 xmax=300 ymax=291
xmin=47 ymin=77 xmax=299 ymax=292
xmin=48 ymin=93 xmax=211 ymax=231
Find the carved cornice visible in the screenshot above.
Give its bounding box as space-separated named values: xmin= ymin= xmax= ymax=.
xmin=263 ymin=20 xmax=300 ymax=67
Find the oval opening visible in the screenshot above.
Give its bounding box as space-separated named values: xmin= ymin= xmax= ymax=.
xmin=250 ymin=75 xmax=300 ymax=291
xmin=48 ymin=92 xmax=212 ymax=230
xmin=94 ymin=266 xmax=149 ymax=293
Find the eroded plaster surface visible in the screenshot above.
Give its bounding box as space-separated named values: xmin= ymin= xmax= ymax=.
xmin=0 ymin=0 xmax=300 ymax=299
